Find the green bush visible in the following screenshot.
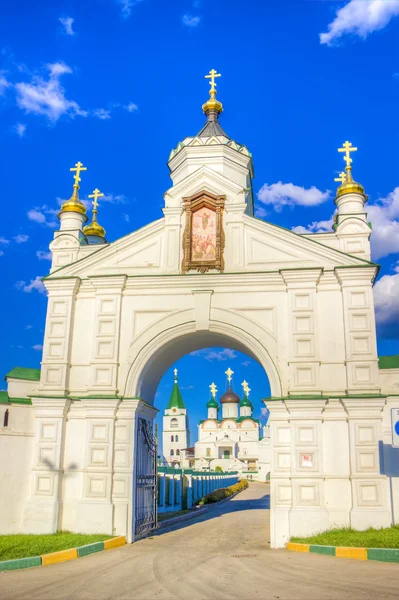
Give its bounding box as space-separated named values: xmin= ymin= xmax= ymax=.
xmin=197 ymin=479 xmax=248 ymax=505
xmin=215 ymin=466 xmax=223 ymax=473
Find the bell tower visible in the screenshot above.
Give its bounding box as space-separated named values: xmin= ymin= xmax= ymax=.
xmin=162 ymin=369 xmax=190 ymax=467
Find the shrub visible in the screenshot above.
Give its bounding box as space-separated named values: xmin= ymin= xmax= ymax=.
xmin=215 ymin=466 xmax=223 ymax=472
xmin=197 ymin=479 xmax=248 ymax=505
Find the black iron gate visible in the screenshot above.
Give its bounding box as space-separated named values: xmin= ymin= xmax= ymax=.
xmin=135 ymin=417 xmax=157 ymax=539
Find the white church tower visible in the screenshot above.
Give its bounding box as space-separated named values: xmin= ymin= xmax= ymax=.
xmin=162 ymin=369 xmax=190 ymax=467
xmin=220 ymin=367 xmax=240 ymax=419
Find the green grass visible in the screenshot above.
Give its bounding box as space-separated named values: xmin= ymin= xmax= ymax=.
xmin=0 ymin=532 xmax=113 ymax=561
xmin=291 ymin=526 xmax=399 ymax=549
xmin=158 ymin=510 xmax=192 ymax=522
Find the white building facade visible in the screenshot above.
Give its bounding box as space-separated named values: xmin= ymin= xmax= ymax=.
xmin=193 ymin=372 xmax=271 ymax=479
xmin=0 ymin=72 xmax=398 ymax=546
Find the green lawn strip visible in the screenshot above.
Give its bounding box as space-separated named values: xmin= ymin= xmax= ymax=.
xmin=291 ymin=525 xmax=399 ymax=549
xmin=158 ymin=510 xmax=192 ymax=522
xmin=0 ymin=532 xmax=113 ymax=561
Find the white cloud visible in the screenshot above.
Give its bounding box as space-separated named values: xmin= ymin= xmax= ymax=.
xmin=25 ymin=324 xmax=33 ymax=330
xmin=0 ymin=250 xmax=4 ymax=257
xmin=182 ymin=14 xmax=201 ymax=27
xmin=13 ymin=234 xmax=29 ymax=243
xmin=0 ymin=237 xmax=10 ymax=245
xmin=36 ymin=250 xmax=52 ymax=261
xmin=15 ymin=62 xmax=86 ymax=122
xmin=59 ymin=16 xmax=75 ymax=36
xmin=16 ymin=276 xmax=46 ymax=294
xmin=190 ymin=348 xmax=238 ymax=362
xmin=373 ymin=272 xmax=399 ymax=335
xmin=241 ymin=360 xmax=250 ymax=367
xmin=0 ymin=74 xmax=10 ymax=95
xmin=14 ymin=123 xmax=26 ymax=137
xmin=181 ymin=385 xmax=194 ymax=390
xmin=116 ymin=0 xmax=144 ymax=19
xmin=257 ymin=182 xmax=331 ymax=212
xmin=125 ymin=102 xmax=138 ymax=112
xmin=261 ymin=407 xmax=269 ymax=417
xmin=123 ymin=213 xmax=130 ymax=222
xmin=27 ymin=206 xmax=58 ymax=228
xmin=32 ymin=344 xmax=43 ymax=351
xmin=367 ymin=187 xmax=399 ymax=259
xmin=292 ymin=216 xmax=334 ymax=234
xmin=93 ymin=108 xmax=111 ymax=120
xmin=320 ymin=0 xmax=399 ymax=45
xmin=101 ymin=193 xmax=128 ymax=204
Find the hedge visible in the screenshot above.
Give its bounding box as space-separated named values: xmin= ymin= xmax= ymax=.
xmin=197 ymin=479 xmax=248 ymax=505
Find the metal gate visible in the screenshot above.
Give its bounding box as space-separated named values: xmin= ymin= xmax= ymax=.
xmin=135 ymin=417 xmax=157 ymax=539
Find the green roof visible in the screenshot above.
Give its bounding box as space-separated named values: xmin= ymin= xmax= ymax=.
xmin=206 ymin=397 xmax=219 ymax=409
xmin=0 ymin=391 xmax=32 ymax=405
xmin=167 ymin=380 xmax=186 ymax=410
xmin=199 ymin=416 xmax=260 ymax=425
xmin=5 ymin=367 xmax=41 ymax=381
xmin=378 ymin=355 xmax=399 ymax=370
xmin=240 ymin=394 xmax=254 ymax=409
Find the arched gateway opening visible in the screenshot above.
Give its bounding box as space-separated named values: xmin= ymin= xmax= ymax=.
xmin=125 ymin=314 xmax=278 ymax=541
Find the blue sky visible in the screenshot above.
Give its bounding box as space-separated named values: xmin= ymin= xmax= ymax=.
xmin=1 ymin=1 xmax=398 ymax=439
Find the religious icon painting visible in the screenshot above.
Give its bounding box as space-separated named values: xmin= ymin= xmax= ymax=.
xmin=182 ymin=191 xmax=225 ymax=273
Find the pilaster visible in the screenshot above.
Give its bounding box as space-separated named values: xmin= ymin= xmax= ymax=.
xmin=39 ymin=278 xmax=81 ymax=395
xmin=23 ymin=398 xmax=71 ymax=533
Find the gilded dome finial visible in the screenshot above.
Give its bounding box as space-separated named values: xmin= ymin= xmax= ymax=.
xmin=335 ymin=141 xmax=365 ymax=198
xmin=60 ymin=161 xmax=88 ymax=218
xmin=202 ymin=68 xmax=223 ymax=115
xmin=83 ymin=188 xmax=106 ymax=238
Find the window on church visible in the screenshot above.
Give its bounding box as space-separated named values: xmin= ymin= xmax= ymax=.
xmin=171 ymin=418 xmax=178 ymax=428
xmin=171 ymin=435 xmax=174 ymax=442
xmin=176 ymin=449 xmax=180 ymax=455
xmin=3 ymin=409 xmax=9 ymax=428
xmin=243 ymin=449 xmax=247 ymax=455
xmin=170 ymin=449 xmax=174 ymax=456
xmin=176 ymin=435 xmax=179 ymax=442
xmin=206 ymin=448 xmax=211 ymax=457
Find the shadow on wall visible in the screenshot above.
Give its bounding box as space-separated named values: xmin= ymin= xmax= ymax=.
xmin=379 ymin=441 xmax=399 ymax=477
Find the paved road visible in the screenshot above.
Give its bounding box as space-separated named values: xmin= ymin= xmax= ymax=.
xmin=1 ymin=483 xmax=398 ymax=600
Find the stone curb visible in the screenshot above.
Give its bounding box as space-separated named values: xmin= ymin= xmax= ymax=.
xmin=286 ymin=542 xmax=399 ymax=563
xmin=0 ymin=536 xmax=126 ymax=572
xmin=157 ymin=507 xmax=208 ymax=529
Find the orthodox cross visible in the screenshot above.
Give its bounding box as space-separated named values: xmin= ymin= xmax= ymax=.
xmin=246 ymin=386 xmax=251 ymax=397
xmin=70 ymin=161 xmax=87 ymax=188
xmin=174 ymin=368 xmax=178 ymax=381
xmin=88 ymin=188 xmax=104 ymax=212
xmin=210 ymin=382 xmax=217 ymax=398
xmin=241 ymin=379 xmax=249 ymax=395
xmin=334 ymin=172 xmax=346 ymax=184
xmin=205 ymin=69 xmax=221 ymax=93
xmin=225 ymin=367 xmax=234 ymax=384
xmin=338 ymin=141 xmax=357 ymax=168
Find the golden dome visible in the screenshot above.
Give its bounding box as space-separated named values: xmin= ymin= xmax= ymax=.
xmin=202 ymin=95 xmax=223 ymax=115
xmin=336 ymin=179 xmax=365 ymax=198
xmin=83 ymin=220 xmax=106 ymax=238
xmin=60 ymin=197 xmax=88 ymax=217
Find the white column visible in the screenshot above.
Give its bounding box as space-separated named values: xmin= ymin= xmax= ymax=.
xmin=23 ymin=399 xmax=70 ymax=533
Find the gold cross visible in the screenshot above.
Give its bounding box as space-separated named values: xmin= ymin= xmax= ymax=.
xmin=246 ymin=386 xmax=251 ymax=397
xmin=338 ymin=141 xmax=358 ymax=168
xmin=173 ymin=368 xmax=178 ymax=380
xmin=225 ymin=367 xmax=234 ymax=384
xmin=205 ymin=69 xmax=221 ymax=93
xmin=334 ymin=172 xmax=346 ymax=184
xmin=241 ymin=379 xmax=248 ymax=393
xmin=88 ymin=188 xmax=104 ymax=211
xmin=210 ymin=382 xmax=217 ymax=398
xmin=70 ymin=161 xmax=87 ymax=188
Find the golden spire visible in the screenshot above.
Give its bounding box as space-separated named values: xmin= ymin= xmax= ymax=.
xmin=210 ymin=382 xmax=217 ymax=398
xmin=60 ymin=161 xmax=88 ymax=218
xmin=241 ymin=380 xmax=250 ymax=396
xmin=83 ymin=188 xmax=106 ymax=238
xmin=335 ymin=141 xmax=365 ymax=198
xmin=225 ymin=367 xmax=234 ymax=385
xmin=202 ymin=68 xmax=223 ymax=115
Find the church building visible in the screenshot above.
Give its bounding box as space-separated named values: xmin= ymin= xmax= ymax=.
xmin=0 ymin=68 xmax=398 ymax=546
xmin=162 ymin=370 xmax=190 ymax=468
